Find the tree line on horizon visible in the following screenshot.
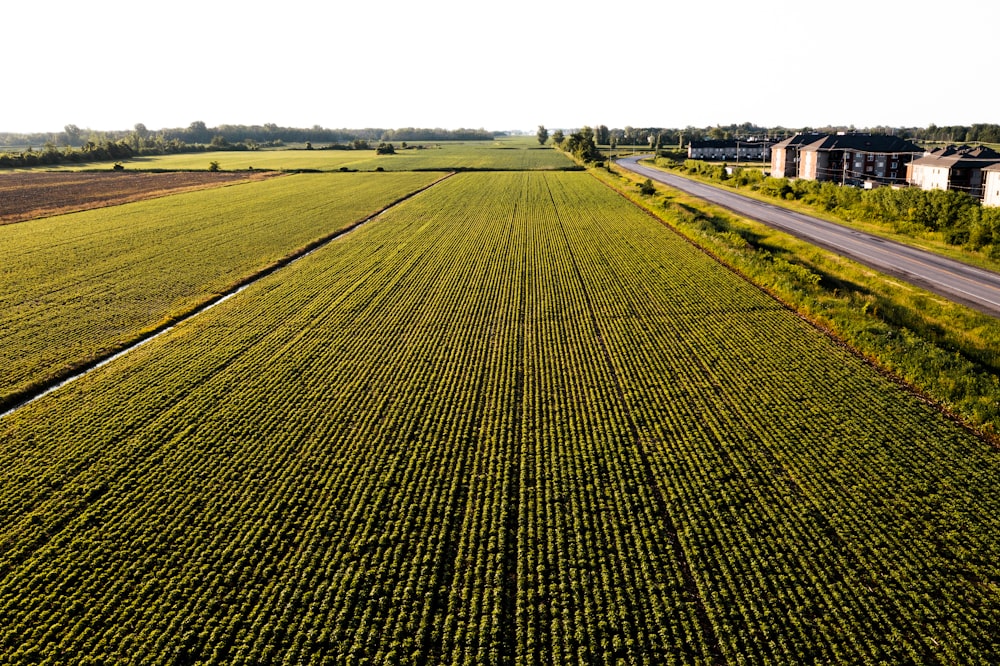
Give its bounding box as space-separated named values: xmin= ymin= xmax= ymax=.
xmin=0 ymin=123 xmax=499 ymax=151
xmin=0 ymin=123 xmax=502 ymax=169
xmin=5 ymin=121 xmax=1000 ymax=154
xmin=584 ymin=123 xmax=1000 ymax=148
xmin=5 ymin=121 xmax=1000 ymax=170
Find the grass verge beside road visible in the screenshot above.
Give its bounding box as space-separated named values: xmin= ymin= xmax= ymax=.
xmin=647 ymin=157 xmax=1000 ymax=275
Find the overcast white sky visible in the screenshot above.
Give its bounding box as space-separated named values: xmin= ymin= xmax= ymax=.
xmin=5 ymin=0 xmax=998 ymax=134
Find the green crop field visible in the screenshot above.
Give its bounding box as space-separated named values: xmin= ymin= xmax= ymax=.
xmin=35 ymin=138 xmax=576 ymax=173
xmin=0 ymin=172 xmax=440 ymax=407
xmin=1 ymin=172 xmax=997 ymax=663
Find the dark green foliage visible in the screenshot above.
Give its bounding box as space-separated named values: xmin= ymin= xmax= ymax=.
xmin=536 ymin=125 xmax=548 ymax=145
xmin=561 ymin=126 xmax=599 ymax=162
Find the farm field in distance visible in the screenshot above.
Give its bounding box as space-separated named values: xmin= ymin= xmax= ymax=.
xmin=0 ymin=171 xmax=440 ymax=408
xmin=32 ymin=137 xmax=577 ymax=173
xmin=1 ymin=171 xmax=997 ymax=663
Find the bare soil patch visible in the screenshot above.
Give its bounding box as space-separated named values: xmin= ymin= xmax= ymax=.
xmin=0 ymin=170 xmax=281 ymax=224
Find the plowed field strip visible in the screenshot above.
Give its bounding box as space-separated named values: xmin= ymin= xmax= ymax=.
xmin=0 ymin=171 xmax=279 ymax=224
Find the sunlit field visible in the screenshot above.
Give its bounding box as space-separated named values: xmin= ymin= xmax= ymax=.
xmin=1 ymin=172 xmax=997 ymax=663
xmin=0 ymin=172 xmax=439 ymax=406
xmin=37 ymin=137 xmax=576 ymax=172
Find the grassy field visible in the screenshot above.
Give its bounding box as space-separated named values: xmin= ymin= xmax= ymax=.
xmin=35 ymin=137 xmax=576 ymax=172
xmin=1 ymin=172 xmax=996 ymax=663
xmin=0 ymin=172 xmax=440 ymax=408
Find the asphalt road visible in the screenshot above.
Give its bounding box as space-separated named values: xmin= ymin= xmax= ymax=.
xmin=616 ymin=155 xmax=1000 ymax=318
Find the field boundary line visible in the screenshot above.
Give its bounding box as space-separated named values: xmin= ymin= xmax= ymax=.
xmin=0 ymin=171 xmax=456 ymax=421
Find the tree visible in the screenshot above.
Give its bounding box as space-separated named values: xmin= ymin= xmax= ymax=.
xmin=187 ymin=121 xmax=210 ymax=143
xmin=563 ymin=127 xmax=599 ymax=161
xmin=63 ymin=124 xmax=81 ymax=146
xmin=537 ymin=125 xmax=549 ymax=145
xmin=552 ymin=129 xmax=564 ymax=146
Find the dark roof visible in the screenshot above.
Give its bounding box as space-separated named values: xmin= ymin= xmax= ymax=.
xmin=910 ymin=145 xmax=1000 ymax=169
xmin=689 ymin=140 xmax=737 ymax=148
xmin=770 ymin=133 xmax=827 ymax=150
xmin=800 ymin=134 xmax=922 ymax=154
xmin=689 ymin=139 xmax=773 ymax=149
xmin=688 ymin=139 xmax=736 ymax=148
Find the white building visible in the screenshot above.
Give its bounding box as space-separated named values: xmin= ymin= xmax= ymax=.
xmin=906 ymin=145 xmax=1000 ymax=198
xmin=983 ymin=164 xmax=1000 ymax=207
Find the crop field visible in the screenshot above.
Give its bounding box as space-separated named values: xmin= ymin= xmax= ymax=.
xmin=0 ymin=171 xmax=997 ymax=663
xmin=0 ymin=171 xmax=276 ymax=225
xmin=0 ymin=171 xmax=440 ymax=408
xmin=37 ymin=139 xmax=576 ymax=173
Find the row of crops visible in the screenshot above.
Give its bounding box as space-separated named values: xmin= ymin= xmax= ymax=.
xmin=1 ymin=172 xmax=997 ymax=663
xmin=0 ymin=172 xmax=439 ymax=406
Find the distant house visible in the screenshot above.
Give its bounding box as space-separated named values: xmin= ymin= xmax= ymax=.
xmin=769 ymin=133 xmax=825 ymax=178
xmin=687 ymin=139 xmax=772 ymax=161
xmin=983 ymin=164 xmax=1000 ymax=207
xmin=907 ymin=145 xmax=1000 ymax=199
xmin=797 ymin=134 xmax=923 ymax=186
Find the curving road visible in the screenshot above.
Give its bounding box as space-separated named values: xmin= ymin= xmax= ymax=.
xmin=616 ymin=155 xmax=1000 ymax=318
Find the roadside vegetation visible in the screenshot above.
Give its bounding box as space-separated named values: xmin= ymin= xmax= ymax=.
xmin=660 ymin=157 xmax=1000 ymax=269
xmin=595 ymin=163 xmax=1000 ymax=435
